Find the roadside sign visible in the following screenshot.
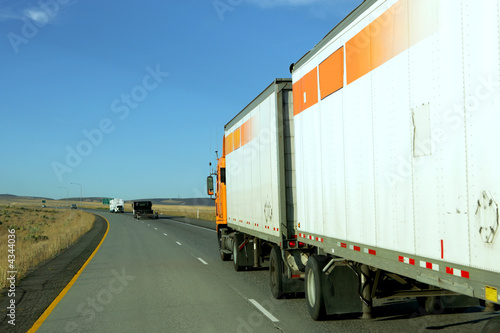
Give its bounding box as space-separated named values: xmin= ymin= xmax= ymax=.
xmin=103 ymin=198 xmax=110 ymax=204
xmin=42 ymin=200 xmax=46 ymax=203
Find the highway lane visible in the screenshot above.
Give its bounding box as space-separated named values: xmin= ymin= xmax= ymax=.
xmin=35 ymin=212 xmax=279 ymax=332
xmin=35 ymin=212 xmax=496 ymax=332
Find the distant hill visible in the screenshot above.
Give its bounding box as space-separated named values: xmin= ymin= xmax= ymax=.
xmin=0 ymin=195 xmax=214 ymax=207
xmin=0 ymin=194 xmax=53 ymax=201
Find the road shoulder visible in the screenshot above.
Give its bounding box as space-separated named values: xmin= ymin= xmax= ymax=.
xmin=0 ymin=214 xmax=107 ymax=333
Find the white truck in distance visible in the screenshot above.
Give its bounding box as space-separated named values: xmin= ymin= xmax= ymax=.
xmin=109 ymin=198 xmax=124 ymax=213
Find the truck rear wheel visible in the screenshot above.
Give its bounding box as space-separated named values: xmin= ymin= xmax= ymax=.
xmin=305 ymin=255 xmax=327 ymax=320
xmin=270 ymin=246 xmax=284 ymax=299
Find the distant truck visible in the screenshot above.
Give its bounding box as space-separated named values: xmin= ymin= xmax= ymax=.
xmin=109 ymin=198 xmax=124 ymax=213
xmin=132 ymin=201 xmax=158 ymax=219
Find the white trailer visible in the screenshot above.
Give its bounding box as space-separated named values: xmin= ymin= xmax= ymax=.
xmin=214 ymin=79 xmax=297 ymax=270
xmin=291 ymin=0 xmax=500 ymax=319
xmin=210 ymin=0 xmax=500 ymax=322
xmin=109 ymin=198 xmax=124 ymax=213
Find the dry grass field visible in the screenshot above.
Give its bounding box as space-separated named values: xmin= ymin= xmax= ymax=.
xmin=0 ymin=206 xmax=95 ymax=290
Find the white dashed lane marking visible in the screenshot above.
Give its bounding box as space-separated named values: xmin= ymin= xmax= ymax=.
xmin=248 ymin=299 xmax=279 ymax=323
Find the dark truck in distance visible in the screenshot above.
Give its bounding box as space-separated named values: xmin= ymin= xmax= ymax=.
xmin=132 ymin=201 xmax=159 ymax=219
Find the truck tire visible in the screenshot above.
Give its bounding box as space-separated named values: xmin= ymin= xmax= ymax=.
xmin=270 ymin=246 xmax=284 ymax=299
xmin=233 ymin=241 xmax=244 ymax=271
xmin=482 ymin=316 xmax=500 ymax=333
xmin=305 ymin=255 xmax=327 ymax=320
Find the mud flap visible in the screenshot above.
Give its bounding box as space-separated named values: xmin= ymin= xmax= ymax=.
xmin=322 ymin=265 xmax=363 ymax=315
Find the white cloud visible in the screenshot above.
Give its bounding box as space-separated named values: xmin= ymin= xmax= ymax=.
xmin=0 ymin=0 xmax=78 ymax=24
xmin=25 ymin=9 xmax=51 ymax=25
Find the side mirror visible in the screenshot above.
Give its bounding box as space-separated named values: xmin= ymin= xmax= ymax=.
xmin=207 ymin=176 xmax=214 ymax=196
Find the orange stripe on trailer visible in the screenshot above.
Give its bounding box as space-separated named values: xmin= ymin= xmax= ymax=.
xmin=345 ymin=23 xmax=372 ymax=85
xmin=319 ymin=46 xmax=344 ymax=99
xmin=293 ymin=67 xmax=318 ymax=116
xmin=292 ymin=0 xmax=439 ymax=115
xmin=225 ymin=132 xmax=234 ymax=155
xmin=345 ymin=0 xmax=437 ymax=85
xmin=233 ymin=127 xmax=241 ymax=151
xmin=346 ymin=0 xmax=409 ymax=84
xmin=225 ymin=114 xmax=258 ymax=156
xmin=370 ymin=0 xmax=409 ymax=72
xmin=240 ymin=118 xmax=251 ymax=146
xmin=292 ymin=81 xmax=303 ymax=116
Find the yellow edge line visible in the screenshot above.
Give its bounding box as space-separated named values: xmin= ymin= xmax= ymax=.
xmin=28 ymin=215 xmax=110 ymax=332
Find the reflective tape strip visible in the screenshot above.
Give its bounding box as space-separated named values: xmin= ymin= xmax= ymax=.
xmin=420 ymin=261 xmax=440 ymax=271
xmin=398 ymin=256 xmax=416 ymax=265
xmin=364 ymin=248 xmax=376 ymax=255
xmin=446 ymin=267 xmax=470 ymax=279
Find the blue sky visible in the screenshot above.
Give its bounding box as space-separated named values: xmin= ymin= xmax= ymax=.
xmin=0 ymin=0 xmax=362 ymax=200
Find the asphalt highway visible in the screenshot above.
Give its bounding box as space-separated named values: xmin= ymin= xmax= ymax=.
xmin=34 ymin=212 xmax=497 ymax=332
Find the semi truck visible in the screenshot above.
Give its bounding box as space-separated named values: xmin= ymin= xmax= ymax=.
xmin=132 ymin=201 xmax=159 ymax=219
xmin=109 ymin=198 xmax=124 ymax=213
xmin=207 ymin=0 xmax=500 ymax=321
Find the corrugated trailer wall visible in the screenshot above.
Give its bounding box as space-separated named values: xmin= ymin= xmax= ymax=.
xmin=292 ymin=0 xmax=500 ymax=279
xmin=225 ymin=80 xmax=293 ymax=243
